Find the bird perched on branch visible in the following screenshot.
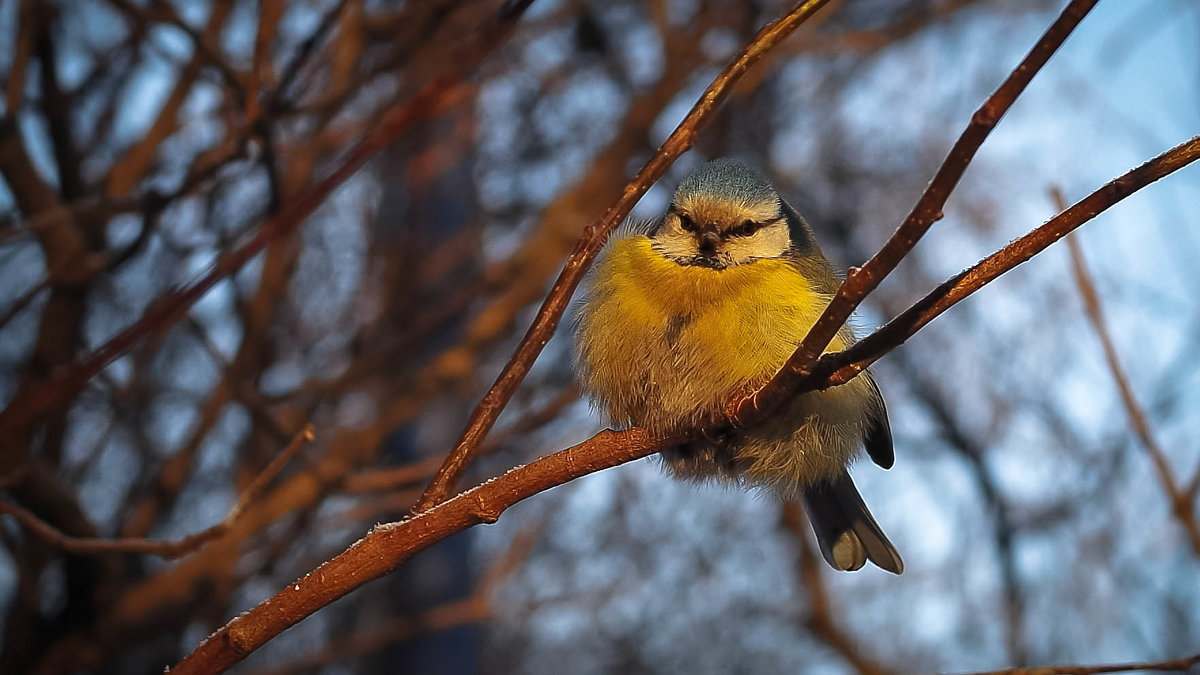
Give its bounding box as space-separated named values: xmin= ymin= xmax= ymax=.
xmin=573 ymin=157 xmax=902 ymax=574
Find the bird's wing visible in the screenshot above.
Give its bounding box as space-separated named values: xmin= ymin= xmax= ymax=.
xmin=863 ymin=373 xmax=894 ymax=469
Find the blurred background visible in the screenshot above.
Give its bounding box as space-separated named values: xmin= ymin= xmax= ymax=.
xmin=1 ymin=0 xmax=1198 ymax=673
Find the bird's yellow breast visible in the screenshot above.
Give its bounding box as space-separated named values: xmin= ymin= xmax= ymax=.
xmin=575 ymin=235 xmax=846 ymax=433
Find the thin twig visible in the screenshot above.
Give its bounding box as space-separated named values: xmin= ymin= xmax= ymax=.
xmin=415 ymin=0 xmax=837 ymax=511
xmin=343 ymin=386 xmax=578 ymax=494
xmin=0 ymin=425 xmax=314 ymax=558
xmin=0 ymin=278 xmax=48 ymax=332
xmin=959 ymin=652 xmax=1200 ymax=675
xmin=1065 ymin=230 xmax=1200 ymax=555
xmin=726 ymin=0 xmax=1099 ymax=428
xmin=0 ymin=2 xmax=534 ymax=448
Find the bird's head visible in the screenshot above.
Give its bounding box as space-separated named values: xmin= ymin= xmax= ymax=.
xmin=651 ymin=158 xmax=795 ymax=270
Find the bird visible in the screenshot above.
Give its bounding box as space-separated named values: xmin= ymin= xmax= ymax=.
xmin=572 ymin=157 xmax=903 ymax=574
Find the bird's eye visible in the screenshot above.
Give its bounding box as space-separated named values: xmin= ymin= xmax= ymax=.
xmin=731 ymin=220 xmax=759 ymax=237
xmin=678 ymin=214 xmax=698 ymax=233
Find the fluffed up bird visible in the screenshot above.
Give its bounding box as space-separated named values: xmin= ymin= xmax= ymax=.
xmin=572 ymin=157 xmax=903 ymax=574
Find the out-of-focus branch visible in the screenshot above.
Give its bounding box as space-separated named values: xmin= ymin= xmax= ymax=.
xmin=343 ymin=386 xmax=578 ymax=494
xmin=727 ymin=0 xmax=1099 ymax=428
xmin=254 ymin=519 xmax=543 ymax=675
xmin=105 ymin=0 xmax=246 ymax=102
xmin=257 ymin=596 xmax=490 ymax=675
xmin=416 ymin=0 xmax=838 ymax=511
xmin=0 ymin=1 xmax=534 ymax=449
xmin=0 ymin=425 xmax=313 ymax=558
xmin=1065 ymin=231 xmax=1200 ymax=556
xmin=961 ymin=652 xmax=1200 ymax=675
xmin=103 ymin=1 xmax=236 ymax=197
xmin=782 ymin=503 xmax=889 ymax=675
xmin=3 ymin=0 xmax=36 ymax=114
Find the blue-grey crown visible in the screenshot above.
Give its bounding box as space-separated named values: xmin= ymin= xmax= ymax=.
xmin=672 ymin=157 xmax=780 ymax=205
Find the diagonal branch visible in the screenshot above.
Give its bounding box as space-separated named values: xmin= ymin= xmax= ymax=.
xmin=415 ymin=0 xmax=838 ymax=511
xmin=1066 ymin=232 xmax=1200 ymax=555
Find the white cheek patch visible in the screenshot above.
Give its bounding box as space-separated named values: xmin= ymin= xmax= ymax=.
xmin=723 ymin=223 xmax=790 ymax=264
xmin=653 ymin=225 xmax=699 ymax=260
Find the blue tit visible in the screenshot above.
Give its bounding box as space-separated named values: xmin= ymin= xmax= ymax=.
xmin=572 ymin=157 xmax=902 ymax=574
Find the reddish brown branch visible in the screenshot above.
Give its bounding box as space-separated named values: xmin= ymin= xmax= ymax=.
xmin=171 ymin=427 xmax=671 ymax=674
xmin=256 ymin=518 xmax=543 ymax=675
xmin=727 ymin=0 xmax=1099 ymax=428
xmin=960 ymin=652 xmax=1200 ymax=675
xmin=0 ymin=2 xmax=533 ymax=448
xmin=415 ymin=0 xmax=837 ymax=511
xmin=1066 ymin=233 xmax=1200 ymax=555
xmin=0 ymin=425 xmax=313 ymax=558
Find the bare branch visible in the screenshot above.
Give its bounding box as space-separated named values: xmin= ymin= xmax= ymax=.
xmin=1066 ymin=230 xmax=1200 ymax=555
xmin=171 ymin=427 xmax=671 ymax=674
xmin=0 ymin=425 xmax=314 ymax=559
xmin=0 ymin=2 xmax=534 ymax=449
xmin=960 ymin=652 xmax=1200 ymax=675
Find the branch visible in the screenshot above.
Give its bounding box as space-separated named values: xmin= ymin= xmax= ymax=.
xmin=170 ymin=427 xmax=672 ymax=674
xmin=726 ymin=0 xmax=1099 ymax=428
xmin=959 ymin=652 xmax=1200 ymax=675
xmin=254 ymin=519 xmax=542 ymax=675
xmin=171 ymin=128 xmax=1200 ymax=675
xmin=1066 ymin=231 xmax=1200 ymax=555
xmin=415 ymin=0 xmax=838 ymax=510
xmin=0 ymin=425 xmax=313 ymax=558
xmin=0 ymin=1 xmax=533 ymax=448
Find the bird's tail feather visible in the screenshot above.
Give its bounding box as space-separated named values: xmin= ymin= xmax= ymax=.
xmin=801 ymin=471 xmax=903 ymax=574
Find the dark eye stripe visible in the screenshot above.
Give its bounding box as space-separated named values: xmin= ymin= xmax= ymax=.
xmin=730 ymin=220 xmax=760 ymax=237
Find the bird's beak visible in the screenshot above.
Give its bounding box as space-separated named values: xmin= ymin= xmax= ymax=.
xmin=698 ymin=230 xmax=721 ymax=256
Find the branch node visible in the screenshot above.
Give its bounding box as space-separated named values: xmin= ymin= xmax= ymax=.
xmin=226 ymin=622 xmax=254 ymax=656
xmin=471 ymin=493 xmax=501 ymax=524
